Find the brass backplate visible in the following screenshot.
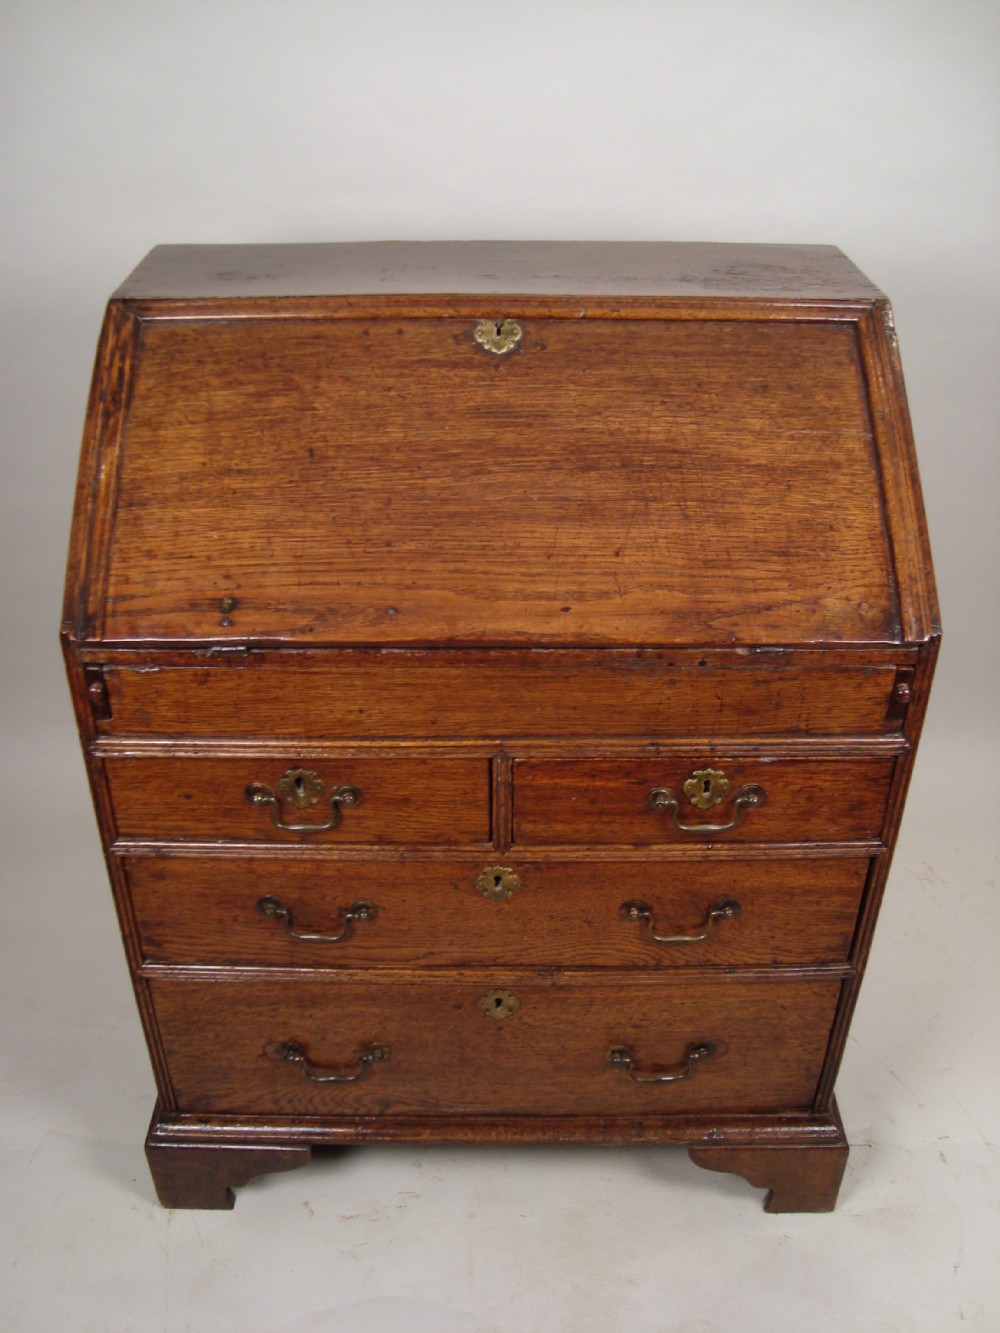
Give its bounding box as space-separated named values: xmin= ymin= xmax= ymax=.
xmin=473 ymin=318 xmax=522 ymax=355
xmin=478 ymin=989 xmax=520 ymax=1020
xmin=682 ymin=767 xmax=731 ymax=810
xmin=476 ymin=866 xmax=521 ymax=902
xmin=276 ymin=767 xmax=325 ymax=809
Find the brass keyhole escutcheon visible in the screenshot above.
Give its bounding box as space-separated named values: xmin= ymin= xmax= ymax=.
xmin=478 ymin=989 xmax=520 ymax=1020
xmin=277 ymin=767 xmax=326 ymax=809
xmin=476 ymin=866 xmax=520 ymax=902
xmin=473 ymin=318 xmax=522 ymax=355
xmin=682 ymin=767 xmax=731 ymax=811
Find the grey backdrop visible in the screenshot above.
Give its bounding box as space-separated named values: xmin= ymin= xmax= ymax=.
xmin=2 ymin=4 xmax=997 ymax=1330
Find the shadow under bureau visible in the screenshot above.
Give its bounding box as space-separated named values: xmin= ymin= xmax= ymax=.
xmin=62 ymin=241 xmax=939 ymax=1211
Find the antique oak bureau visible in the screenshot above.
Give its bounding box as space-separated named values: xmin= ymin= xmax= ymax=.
xmin=63 ymin=242 xmax=938 ymax=1211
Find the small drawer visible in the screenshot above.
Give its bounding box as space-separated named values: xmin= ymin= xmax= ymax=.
xmin=105 ymin=755 xmax=491 ymax=845
xmin=513 ymin=756 xmax=894 ymax=846
xmin=150 ymin=973 xmax=842 ymax=1117
xmin=128 ymin=855 xmax=868 ymax=969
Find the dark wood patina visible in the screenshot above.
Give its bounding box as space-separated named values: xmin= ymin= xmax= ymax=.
xmin=63 ymin=241 xmax=939 ymax=1210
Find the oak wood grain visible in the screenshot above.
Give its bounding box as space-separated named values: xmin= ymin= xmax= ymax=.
xmin=689 ymin=1135 xmax=849 ymax=1212
xmin=100 ymin=316 xmax=896 ymax=646
xmin=61 ymin=242 xmax=939 ymax=1212
xmin=150 ymin=973 xmax=841 ymax=1117
xmin=126 ymin=855 xmax=869 ymax=969
xmin=103 ymin=755 xmax=491 ymax=845
xmin=858 ymin=305 xmax=942 ymax=644
xmin=512 ymin=756 xmax=894 ymax=845
xmin=145 ymin=1134 xmax=311 ymax=1209
xmin=148 ymin=1103 xmax=849 ymax=1148
xmin=61 ymin=301 xmax=141 ymax=642
xmin=101 ymin=657 xmax=902 ymax=739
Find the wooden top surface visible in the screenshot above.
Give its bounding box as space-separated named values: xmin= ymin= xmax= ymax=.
xmin=114 ymin=241 xmax=884 ymax=302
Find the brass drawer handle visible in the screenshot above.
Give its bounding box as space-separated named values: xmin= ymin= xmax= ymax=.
xmin=279 ymin=1041 xmax=390 ymax=1084
xmin=647 ymin=766 xmax=766 ymax=834
xmin=620 ymin=898 xmax=741 ymax=944
xmin=244 ymin=767 xmax=360 ymax=834
xmin=256 ymin=895 xmax=378 ymax=943
xmin=607 ymin=1041 xmax=717 ymax=1084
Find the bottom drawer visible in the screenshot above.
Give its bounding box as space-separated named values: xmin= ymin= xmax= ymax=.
xmin=150 ymin=974 xmax=841 ymax=1117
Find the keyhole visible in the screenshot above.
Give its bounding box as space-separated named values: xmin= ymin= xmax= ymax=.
xmin=479 ymin=987 xmax=519 ymax=1019
xmin=476 ymin=866 xmax=519 ymax=901
xmin=702 ymin=777 xmax=712 ymax=798
xmin=294 ymin=775 xmax=306 ymax=798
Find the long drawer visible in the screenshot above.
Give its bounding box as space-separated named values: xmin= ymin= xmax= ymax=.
xmin=513 ymin=756 xmax=894 ymax=845
xmin=150 ymin=974 xmax=843 ymax=1117
xmin=128 ymin=855 xmax=869 ymax=968
xmin=104 ymin=756 xmax=491 ymax=845
xmin=98 ymin=656 xmax=903 ymax=739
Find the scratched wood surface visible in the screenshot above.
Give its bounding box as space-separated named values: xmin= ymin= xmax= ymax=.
xmin=104 ymin=755 xmax=491 ymax=845
xmin=126 ymin=855 xmax=869 ymax=969
xmin=102 ymin=657 xmax=900 ymax=738
xmin=61 ymin=242 xmax=939 ymax=1210
xmin=100 ymin=316 xmax=897 ymax=646
xmin=150 ymin=973 xmax=842 ymax=1117
xmin=115 ymin=240 xmax=884 ymax=300
xmin=512 ymin=756 xmax=894 ymax=846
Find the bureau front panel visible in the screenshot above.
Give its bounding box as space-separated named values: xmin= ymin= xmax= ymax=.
xmin=104 ymin=756 xmax=490 ymax=845
xmin=101 ymin=658 xmax=902 ymax=739
xmin=127 ymin=855 xmax=869 ymax=968
xmin=150 ymin=975 xmax=842 ymax=1117
xmin=100 ymin=316 xmax=899 ymax=647
xmin=513 ymin=757 xmax=894 ymax=845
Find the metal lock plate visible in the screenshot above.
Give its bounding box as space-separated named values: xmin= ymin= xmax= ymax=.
xmin=276 ymin=767 xmax=326 ymax=809
xmin=682 ymin=767 xmax=731 ymax=810
xmin=473 ymin=318 xmax=522 ymax=355
xmin=476 ymin=866 xmax=520 ymax=902
xmin=478 ymin=989 xmax=520 ymax=1020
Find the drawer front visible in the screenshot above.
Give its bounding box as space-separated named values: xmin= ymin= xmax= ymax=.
xmin=150 ymin=974 xmax=842 ymax=1117
xmin=128 ymin=856 xmax=868 ymax=968
xmin=101 ymin=658 xmax=902 ymax=739
xmin=105 ymin=756 xmax=490 ymax=845
xmin=513 ymin=757 xmax=894 ymax=846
